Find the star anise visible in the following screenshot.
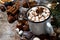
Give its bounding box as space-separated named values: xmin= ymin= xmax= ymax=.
xmin=36 ymin=7 xmax=44 ymax=15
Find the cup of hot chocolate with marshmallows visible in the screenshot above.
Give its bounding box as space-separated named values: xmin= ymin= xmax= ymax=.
xmin=26 ymin=5 xmax=54 ymax=35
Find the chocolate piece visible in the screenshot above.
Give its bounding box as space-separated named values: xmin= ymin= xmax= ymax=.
xmin=23 ymin=25 xmax=29 ymax=31
xmin=16 ymin=24 xmax=23 ymax=30
xmin=18 ymin=20 xmax=26 ymax=25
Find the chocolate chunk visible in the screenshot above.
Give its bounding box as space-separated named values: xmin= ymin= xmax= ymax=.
xmin=23 ymin=25 xmax=29 ymax=31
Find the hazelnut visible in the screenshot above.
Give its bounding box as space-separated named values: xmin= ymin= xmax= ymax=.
xmin=25 ymin=21 xmax=28 ymax=25
xmin=7 ymin=12 xmax=19 ymax=23
xmin=8 ymin=15 xmax=16 ymax=23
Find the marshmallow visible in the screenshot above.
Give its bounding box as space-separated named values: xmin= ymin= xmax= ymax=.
xmin=40 ymin=17 xmax=45 ymax=21
xmin=15 ymin=28 xmax=19 ymax=32
xmin=43 ymin=9 xmax=46 ymax=12
xmin=31 ymin=17 xmax=35 ymax=21
xmin=42 ymin=12 xmax=48 ymax=17
xmin=45 ymin=16 xmax=49 ymax=19
xmin=47 ymin=12 xmax=50 ymax=16
xmin=38 ymin=15 xmax=42 ymax=18
xmin=34 ymin=12 xmax=37 ymax=16
xmin=35 ymin=16 xmax=39 ymax=22
xmin=32 ymin=7 xmax=37 ymax=11
xmin=19 ymin=30 xmax=23 ymax=35
xmin=33 ymin=37 xmax=40 ymax=40
xmin=28 ymin=16 xmax=32 ymax=20
xmin=45 ymin=8 xmax=50 ymax=12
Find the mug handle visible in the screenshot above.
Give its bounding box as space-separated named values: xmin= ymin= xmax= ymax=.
xmin=46 ymin=22 xmax=54 ymax=35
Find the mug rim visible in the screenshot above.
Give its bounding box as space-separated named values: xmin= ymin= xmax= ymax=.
xmin=25 ymin=5 xmax=51 ymax=23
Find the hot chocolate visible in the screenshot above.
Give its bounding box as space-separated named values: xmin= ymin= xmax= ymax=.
xmin=27 ymin=6 xmax=50 ymax=22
